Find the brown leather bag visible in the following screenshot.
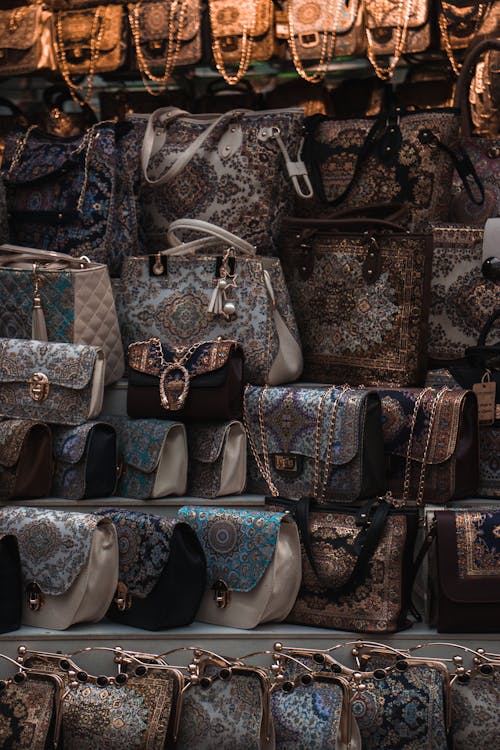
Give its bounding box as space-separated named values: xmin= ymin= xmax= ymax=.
xmin=0 ymin=419 xmax=53 ymax=501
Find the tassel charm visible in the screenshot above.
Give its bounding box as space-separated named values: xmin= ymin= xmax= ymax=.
xmin=207 ymin=252 xmax=238 ymax=319
xmin=31 ymin=265 xmax=48 ymax=341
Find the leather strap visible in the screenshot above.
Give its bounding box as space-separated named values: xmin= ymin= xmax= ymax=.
xmin=454 ymin=37 xmax=500 ymax=137
xmin=166 ymin=219 xmax=256 ymax=255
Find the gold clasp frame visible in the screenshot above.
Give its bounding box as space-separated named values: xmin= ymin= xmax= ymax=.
xmin=27 ymin=582 xmax=44 ymax=611
xmin=213 ymin=580 xmax=230 ymax=609
xmin=29 ymin=372 xmax=50 ymax=402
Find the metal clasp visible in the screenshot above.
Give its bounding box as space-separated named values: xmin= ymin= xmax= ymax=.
xmin=213 ymin=580 xmax=230 ymax=609
xmin=114 ymin=582 xmax=132 ymax=612
xmin=29 ymin=372 xmax=49 ymax=402
xmin=27 ymin=582 xmax=44 ymax=611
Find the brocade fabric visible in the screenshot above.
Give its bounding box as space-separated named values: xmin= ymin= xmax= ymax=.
xmin=271 ymin=679 xmax=344 ymax=749
xmin=0 ymin=674 xmax=58 ymax=749
xmin=451 ymin=669 xmax=500 ymax=749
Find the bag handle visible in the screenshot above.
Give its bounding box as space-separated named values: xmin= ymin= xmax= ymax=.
xmin=166 ymin=219 xmax=256 ymax=256
xmin=454 ymin=37 xmax=500 ymax=137
xmin=0 ymin=243 xmax=93 ymax=269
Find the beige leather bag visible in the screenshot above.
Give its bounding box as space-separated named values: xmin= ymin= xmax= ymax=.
xmin=177 ymin=507 xmax=301 ymax=629
xmin=186 ymin=420 xmax=247 ymax=498
xmin=0 ymin=507 xmax=118 ymax=630
xmin=0 ymin=244 xmax=124 ymax=386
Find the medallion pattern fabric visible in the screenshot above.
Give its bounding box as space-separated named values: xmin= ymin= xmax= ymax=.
xmin=455 ymin=511 xmax=500 ymax=579
xmin=351 ymin=665 xmax=449 ymax=749
xmin=271 ymin=678 xmax=344 ymax=749
xmin=130 ymin=0 xmax=201 ymax=71
xmin=62 ymin=672 xmax=177 ymax=750
xmin=0 ymin=506 xmax=101 ymax=596
xmin=451 ymin=669 xmax=500 ymax=750
xmin=363 ymin=0 xmax=431 ymax=56
xmin=53 ymin=5 xmax=126 ymax=75
xmin=285 ymin=0 xmax=363 ymax=59
xmin=0 ymin=674 xmax=59 ymax=750
xmin=0 ymin=338 xmax=102 ymax=426
xmin=177 ymin=506 xmax=285 ymax=591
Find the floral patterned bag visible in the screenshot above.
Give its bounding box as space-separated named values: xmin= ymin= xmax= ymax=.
xmin=186 ymin=420 xmax=247 ymax=497
xmin=451 ymin=659 xmax=500 ymax=750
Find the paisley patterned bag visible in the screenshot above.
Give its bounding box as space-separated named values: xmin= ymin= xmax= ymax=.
xmin=186 ymin=420 xmax=247 ymax=497
xmin=104 ymin=415 xmax=187 ymax=499
xmin=430 ymin=509 xmax=500 ymax=632
xmin=451 ymin=661 xmax=500 ymax=750
xmin=0 ymin=338 xmax=105 ymax=426
xmin=177 ymin=506 xmax=301 ymax=629
xmin=51 ymin=421 xmax=117 ymax=500
xmin=0 ymin=507 xmax=119 ymax=630
xmin=96 ymin=510 xmax=206 ymax=630
xmin=244 ymin=385 xmax=386 ymax=503
xmin=0 ymin=418 xmax=53 ymax=501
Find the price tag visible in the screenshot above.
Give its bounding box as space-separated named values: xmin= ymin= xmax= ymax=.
xmin=472 ymin=380 xmax=496 ymax=425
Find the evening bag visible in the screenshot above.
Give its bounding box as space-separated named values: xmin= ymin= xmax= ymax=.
xmin=51 ymin=422 xmax=117 ymax=500
xmin=0 ymin=5 xmax=55 ymax=77
xmin=137 ymin=106 xmax=312 ymax=253
xmin=127 ymin=337 xmax=244 ymax=420
xmin=0 ymin=419 xmax=53 ymax=501
xmin=97 ymin=510 xmax=206 ymax=630
xmin=244 ymin=385 xmax=386 ymax=503
xmin=267 ymin=497 xmax=419 ymax=633
xmin=0 ymin=507 xmax=118 ymax=630
xmin=0 ymin=338 xmax=105 ymax=426
xmin=378 ymin=386 xmax=479 ymax=504
xmin=105 ymin=415 xmax=187 ymax=499
xmin=279 ymin=216 xmax=433 ymax=385
xmin=0 ymin=244 xmax=124 ymax=386
xmin=451 ymin=660 xmax=500 ymax=750
xmin=186 ymin=420 xmax=246 ymax=497
xmin=117 ymin=220 xmax=303 ymax=385
xmin=0 ymin=535 xmax=21 ymax=633
xmin=177 ymin=506 xmax=301 ymax=629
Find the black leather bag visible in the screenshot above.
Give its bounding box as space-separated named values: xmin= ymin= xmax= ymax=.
xmin=51 ymin=422 xmax=117 ymax=500
xmin=0 ymin=533 xmax=22 ymax=633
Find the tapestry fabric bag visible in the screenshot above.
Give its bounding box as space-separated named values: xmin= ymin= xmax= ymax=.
xmin=0 ymin=5 xmax=55 ymax=77
xmin=0 ymin=418 xmax=53 ymax=500
xmin=186 ymin=420 xmax=247 ymax=497
xmin=450 ymin=661 xmax=500 ymax=750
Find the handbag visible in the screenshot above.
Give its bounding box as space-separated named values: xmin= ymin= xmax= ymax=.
xmin=1 ymin=120 xmax=140 ymax=277
xmin=105 ymin=415 xmax=188 ymax=499
xmin=451 ymin=38 xmax=500 ymax=223
xmin=97 ymin=509 xmax=206 ymax=630
xmin=451 ymin=659 xmax=500 ymax=750
xmin=186 ymin=420 xmax=247 ymax=497
xmin=127 ymin=337 xmax=244 ymax=420
xmin=117 ymin=220 xmax=303 ymax=385
xmin=363 ymin=0 xmax=431 ymax=81
xmin=301 ymin=107 xmax=482 ymax=229
xmin=136 ymin=107 xmax=312 ymax=253
xmin=51 ymin=421 xmax=117 ymax=500
xmin=0 ymin=5 xmax=55 ymax=77
xmin=128 ymin=0 xmax=202 ymax=94
xmin=0 ymin=338 xmax=105 ymax=426
xmin=279 ymin=215 xmax=433 ymax=385
xmin=378 ymin=386 xmax=479 ymax=504
xmin=207 ymin=0 xmax=276 ymax=84
xmin=429 ymin=509 xmax=500 ymax=632
xmin=0 ymin=534 xmax=21 ymax=633
xmin=0 ymin=244 xmax=125 ymax=386
xmin=244 ymin=385 xmax=386 ymax=503
xmin=267 ymin=497 xmax=419 ymax=633
xmin=0 ymin=178 xmax=6 ymax=244
xmin=0 ymin=418 xmax=53 ymax=501
xmin=177 ymin=506 xmax=301 ymax=629
xmin=438 ymin=0 xmax=493 ymax=75
xmin=0 ymin=507 xmax=119 ymax=630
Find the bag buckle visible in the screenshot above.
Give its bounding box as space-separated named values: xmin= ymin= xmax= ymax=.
xmin=298 ymin=31 xmax=320 ymax=48
xmin=29 ymin=372 xmax=50 ymax=402
xmin=213 ymin=579 xmax=230 ymax=609
xmin=220 ymin=35 xmax=239 ymax=53
xmin=114 ymin=582 xmax=132 ymax=612
xmin=27 ymin=582 xmax=44 ymax=611
xmin=159 ymin=363 xmax=190 ymax=410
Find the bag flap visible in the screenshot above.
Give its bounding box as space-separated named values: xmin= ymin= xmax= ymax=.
xmin=290 ymin=0 xmax=359 ymax=36
xmin=187 ymin=420 xmax=239 ymax=463
xmin=0 ymin=7 xmax=41 ymax=50
xmin=364 ymin=0 xmax=428 ymax=30
xmin=128 ymin=337 xmax=239 ymax=378
xmin=0 ymin=506 xmax=103 ymax=596
xmin=378 ymin=388 xmax=471 ymax=464
xmin=209 ymin=0 xmax=272 ymax=39
xmin=0 ymin=338 xmax=98 ymax=391
xmin=177 ymin=506 xmax=287 ymax=592
xmin=96 ymin=509 xmax=177 ymax=598
xmin=52 ymin=421 xmax=112 ymax=465
xmin=437 ymin=510 xmax=500 ymax=604
xmin=58 ymin=5 xmax=123 ymax=52
xmin=244 ymin=386 xmax=363 ymax=466
xmin=104 ymin=415 xmax=180 ymax=473
xmin=0 ymin=418 xmax=47 ymax=468
xmin=135 ymin=0 xmax=201 ymax=43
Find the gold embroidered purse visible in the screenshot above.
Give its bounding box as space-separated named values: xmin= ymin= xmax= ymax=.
xmin=0 ymin=6 xmax=55 ymax=77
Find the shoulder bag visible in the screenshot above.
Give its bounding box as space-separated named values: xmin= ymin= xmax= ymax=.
xmin=186 ymin=420 xmax=247 ymax=497
xmin=0 ymin=418 xmax=53 ymax=500
xmin=438 ymin=0 xmax=493 ymax=75
xmin=0 ymin=507 xmax=118 ymax=630
xmin=0 ymin=5 xmax=55 ymax=77
xmin=0 ymin=535 xmax=21 ymax=633
xmin=177 ymin=506 xmax=301 ymax=629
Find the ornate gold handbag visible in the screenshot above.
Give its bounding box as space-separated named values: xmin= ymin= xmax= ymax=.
xmin=128 ymin=0 xmax=202 ymax=94
xmin=438 ymin=0 xmax=492 ymax=75
xmin=208 ymin=0 xmax=275 ymax=84
xmin=363 ymin=0 xmax=431 ymax=80
xmin=0 ymin=5 xmax=55 ymax=77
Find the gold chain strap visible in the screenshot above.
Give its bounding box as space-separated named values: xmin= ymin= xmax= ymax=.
xmin=313 ymin=385 xmax=349 ymax=501
xmin=365 ymin=0 xmax=415 ymax=81
xmin=438 ymin=0 xmax=487 ymax=76
xmin=208 ymin=0 xmax=259 ymax=85
xmin=128 ymin=0 xmax=186 ymax=95
xmin=287 ymin=0 xmax=343 ymax=83
xmin=243 ymin=385 xmax=281 ymax=496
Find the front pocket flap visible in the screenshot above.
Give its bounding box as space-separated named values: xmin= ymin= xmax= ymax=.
xmin=209 ymin=0 xmax=272 ymax=39
xmin=52 ymin=421 xmax=113 ymax=465
xmin=58 ymin=5 xmax=123 ymax=52
xmin=244 ymin=386 xmax=363 ymax=466
xmin=290 ymin=0 xmax=359 ymax=36
xmin=0 ymin=7 xmax=41 ymax=50
xmin=96 ymin=510 xmax=176 ymax=598
xmin=128 ymin=338 xmax=239 ymax=379
xmin=0 ymin=338 xmax=98 ymax=391
xmin=178 ymin=506 xmax=286 ymax=592
xmin=187 ymin=421 xmax=238 ymax=463
xmin=104 ymin=415 xmax=182 ymax=474
xmin=135 ymin=0 xmax=201 ymax=43
xmin=437 ymin=510 xmax=500 ymax=604
xmin=364 ymin=0 xmax=428 ymax=30
xmin=378 ymin=388 xmax=470 ymax=465
xmin=0 ymin=507 xmax=103 ymax=596
xmin=0 ymin=419 xmax=48 ymax=467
